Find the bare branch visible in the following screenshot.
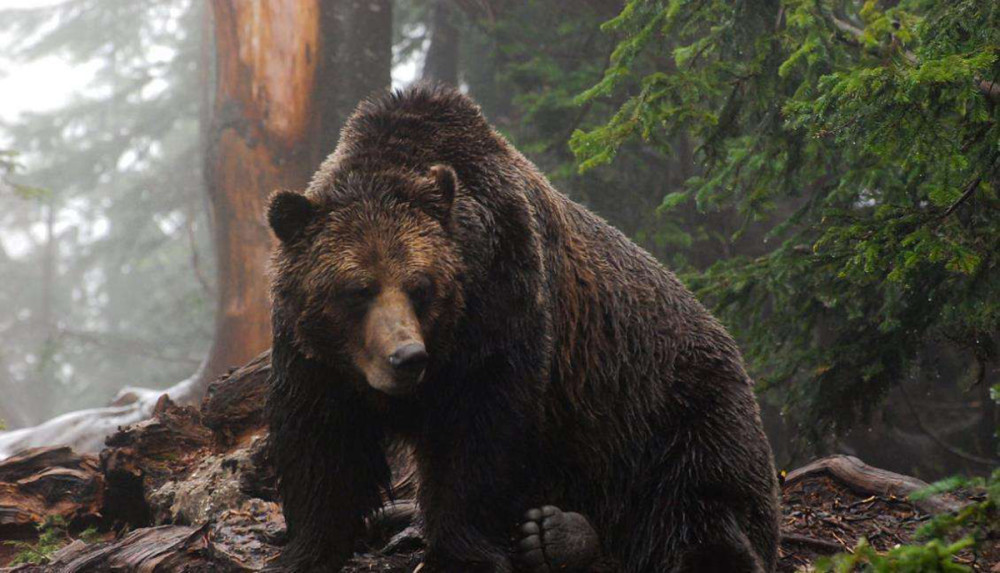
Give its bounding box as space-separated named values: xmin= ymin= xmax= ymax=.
xmin=941 ymin=176 xmax=982 ymax=219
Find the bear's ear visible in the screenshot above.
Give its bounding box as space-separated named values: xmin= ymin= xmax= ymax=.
xmin=267 ymin=190 xmax=317 ymax=245
xmin=420 ymin=164 xmax=458 ymax=221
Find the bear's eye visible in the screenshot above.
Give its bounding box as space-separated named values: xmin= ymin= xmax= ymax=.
xmin=338 ymin=283 xmax=375 ymax=305
xmin=408 ymin=276 xmax=435 ymax=309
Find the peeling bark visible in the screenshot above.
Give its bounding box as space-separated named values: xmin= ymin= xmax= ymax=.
xmin=202 ymin=0 xmax=325 ymax=386
xmin=0 ymin=447 xmax=103 ymax=543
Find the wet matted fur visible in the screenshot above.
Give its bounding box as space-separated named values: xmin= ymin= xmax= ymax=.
xmin=265 ymin=84 xmax=780 ymax=573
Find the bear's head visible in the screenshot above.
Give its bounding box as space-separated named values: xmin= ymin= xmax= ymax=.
xmin=267 ymin=165 xmax=465 ymax=397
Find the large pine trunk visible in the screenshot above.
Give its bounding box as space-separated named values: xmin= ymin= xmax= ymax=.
xmin=202 ymin=0 xmax=392 ymax=386
xmin=201 ymin=0 xmax=326 ymax=383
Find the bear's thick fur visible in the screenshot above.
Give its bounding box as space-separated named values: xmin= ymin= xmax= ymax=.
xmin=266 ymin=84 xmax=779 ymax=572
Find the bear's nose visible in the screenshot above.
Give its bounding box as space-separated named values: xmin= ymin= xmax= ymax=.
xmin=388 ymin=343 xmax=428 ymax=374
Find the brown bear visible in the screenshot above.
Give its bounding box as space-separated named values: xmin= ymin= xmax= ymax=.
xmin=265 ymin=84 xmax=779 ymax=573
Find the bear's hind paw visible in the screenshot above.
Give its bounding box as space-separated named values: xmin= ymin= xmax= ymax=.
xmin=513 ymin=505 xmax=600 ymax=573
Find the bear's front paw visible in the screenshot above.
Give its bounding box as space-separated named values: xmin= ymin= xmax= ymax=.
xmin=514 ymin=505 xmax=600 ymax=573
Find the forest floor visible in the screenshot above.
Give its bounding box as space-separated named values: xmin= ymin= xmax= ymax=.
xmin=779 ymin=474 xmax=997 ymax=571
xmin=0 ymin=351 xmax=995 ymax=572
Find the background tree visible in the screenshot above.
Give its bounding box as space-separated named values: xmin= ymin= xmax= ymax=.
xmin=204 ymin=0 xmax=391 ymax=386
xmin=0 ymin=0 xmax=212 ymax=424
xmin=0 ymin=150 xmax=43 ymax=429
xmin=0 ymin=0 xmax=391 ymax=455
xmin=422 ymin=0 xmax=460 ymax=85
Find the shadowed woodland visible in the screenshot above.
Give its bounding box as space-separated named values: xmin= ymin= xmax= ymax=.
xmin=0 ymin=0 xmax=997 ymax=571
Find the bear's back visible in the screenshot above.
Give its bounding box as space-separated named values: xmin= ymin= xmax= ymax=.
xmin=305 ymin=84 xmax=511 ymax=205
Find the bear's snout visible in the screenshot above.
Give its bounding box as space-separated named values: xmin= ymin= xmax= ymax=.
xmin=358 ymin=288 xmax=427 ymax=396
xmin=389 ymin=342 xmax=428 ymax=378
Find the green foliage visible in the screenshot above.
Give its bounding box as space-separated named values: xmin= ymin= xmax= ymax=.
xmin=3 ymin=516 xmax=70 ymax=565
xmin=574 ymin=0 xmax=1000 ymax=455
xmin=78 ymin=526 xmax=101 ymax=545
xmin=912 ymin=470 xmax=999 ymax=553
xmin=817 ymin=537 xmax=974 ymax=572
xmin=3 ymin=517 xmax=102 ymax=565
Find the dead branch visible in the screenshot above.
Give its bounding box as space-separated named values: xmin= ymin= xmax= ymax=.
xmin=784 ymin=454 xmax=963 ymax=515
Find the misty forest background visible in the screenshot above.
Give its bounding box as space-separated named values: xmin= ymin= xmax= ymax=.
xmin=0 ymin=0 xmax=997 ymax=483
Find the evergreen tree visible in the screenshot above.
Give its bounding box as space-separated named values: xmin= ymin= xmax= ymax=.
xmin=573 ymin=0 xmax=999 ymax=462
xmin=0 ymin=0 xmax=211 ymax=421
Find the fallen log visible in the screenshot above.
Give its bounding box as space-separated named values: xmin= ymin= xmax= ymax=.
xmin=14 ymin=525 xmax=218 ymax=572
xmin=779 ymin=533 xmax=845 ymax=555
xmin=784 ymin=454 xmax=963 ymax=515
xmin=0 ymin=348 xmax=274 ymax=461
xmin=0 ymin=371 xmax=208 ymax=459
xmin=0 ymin=447 xmax=103 ymax=542
xmin=200 ymin=351 xmax=271 ymax=447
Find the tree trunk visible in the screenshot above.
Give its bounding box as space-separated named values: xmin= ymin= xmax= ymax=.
xmin=202 ymin=0 xmax=392 ymax=387
xmin=314 ymin=0 xmax=393 ymax=159
xmin=422 ymin=0 xmax=460 ymax=85
xmin=200 ymin=0 xmax=326 ymax=385
xmin=0 ymin=0 xmax=392 ymax=459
